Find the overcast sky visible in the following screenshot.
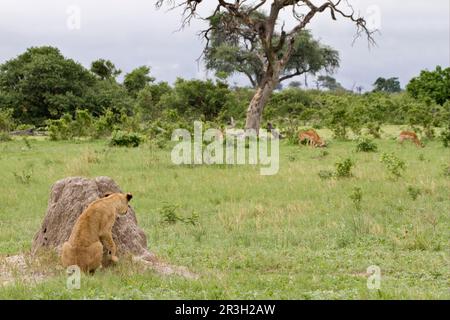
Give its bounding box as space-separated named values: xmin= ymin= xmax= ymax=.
xmin=0 ymin=0 xmax=449 ymax=90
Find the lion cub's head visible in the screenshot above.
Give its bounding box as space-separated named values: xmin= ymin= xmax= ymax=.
xmin=102 ymin=192 xmax=133 ymax=216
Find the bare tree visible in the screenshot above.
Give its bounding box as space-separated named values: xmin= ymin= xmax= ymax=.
xmin=156 ymin=0 xmax=375 ymax=131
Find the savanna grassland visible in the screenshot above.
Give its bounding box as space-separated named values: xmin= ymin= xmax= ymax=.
xmin=0 ymin=126 xmax=449 ymax=300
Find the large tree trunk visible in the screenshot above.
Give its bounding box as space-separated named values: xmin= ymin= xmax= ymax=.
xmin=245 ymin=77 xmax=277 ymax=132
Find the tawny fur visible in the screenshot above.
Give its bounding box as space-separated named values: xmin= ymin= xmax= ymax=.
xmin=399 ymin=131 xmax=423 ymax=148
xmin=298 ymin=129 xmax=326 ymax=148
xmin=61 ymin=192 xmax=132 ymax=273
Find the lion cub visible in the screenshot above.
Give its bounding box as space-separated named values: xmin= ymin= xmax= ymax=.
xmin=61 ymin=192 xmax=132 ymax=273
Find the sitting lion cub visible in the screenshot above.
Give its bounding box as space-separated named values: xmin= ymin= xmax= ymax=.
xmin=61 ymin=192 xmax=132 ymax=273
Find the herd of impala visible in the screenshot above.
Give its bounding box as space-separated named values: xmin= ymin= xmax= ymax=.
xmin=229 ymin=118 xmax=424 ymax=148
xmin=296 ymin=129 xmax=424 ymax=148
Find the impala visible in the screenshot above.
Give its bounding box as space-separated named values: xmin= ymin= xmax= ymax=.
xmin=399 ymin=131 xmax=424 ymax=147
xmin=299 ymin=129 xmax=326 ymax=148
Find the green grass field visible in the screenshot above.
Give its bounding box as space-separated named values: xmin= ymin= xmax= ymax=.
xmin=0 ymin=128 xmax=449 ymax=299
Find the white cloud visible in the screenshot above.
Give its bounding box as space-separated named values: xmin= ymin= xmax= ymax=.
xmin=0 ymin=0 xmax=448 ymax=89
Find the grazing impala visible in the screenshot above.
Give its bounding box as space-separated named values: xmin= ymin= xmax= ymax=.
xmin=399 ymin=131 xmax=424 ymax=147
xmin=298 ymin=129 xmax=326 ymax=148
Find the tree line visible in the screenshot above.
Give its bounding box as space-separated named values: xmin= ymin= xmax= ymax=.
xmin=0 ymin=45 xmax=449 ymax=142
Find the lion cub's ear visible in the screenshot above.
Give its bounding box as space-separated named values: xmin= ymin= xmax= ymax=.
xmin=126 ymin=193 xmax=133 ymax=201
xmin=103 ymin=192 xmax=113 ymax=198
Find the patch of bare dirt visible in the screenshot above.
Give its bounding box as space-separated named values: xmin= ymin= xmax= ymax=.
xmin=0 ymin=253 xmax=57 ymax=286
xmin=0 ymin=252 xmax=197 ymax=287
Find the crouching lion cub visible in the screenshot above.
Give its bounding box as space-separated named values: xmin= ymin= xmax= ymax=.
xmin=61 ymin=192 xmax=133 ymax=273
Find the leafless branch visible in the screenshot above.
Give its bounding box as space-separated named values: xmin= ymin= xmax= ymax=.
xmin=279 ymin=67 xmax=312 ymax=82
xmin=156 ymin=0 xmax=377 ymax=84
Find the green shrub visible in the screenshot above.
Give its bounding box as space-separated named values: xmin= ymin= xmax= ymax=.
xmin=0 ymin=132 xmax=11 ymax=142
xmin=355 ymin=137 xmax=378 ymax=152
xmin=46 ymin=109 xmax=135 ymax=140
xmin=440 ymin=126 xmax=450 ymax=148
xmin=109 ymin=130 xmax=142 ymax=147
xmin=149 ymin=135 xmax=168 ymax=149
xmin=135 ymin=82 xmax=173 ymax=120
xmin=46 ymin=113 xmax=73 ymax=141
xmin=219 ymin=87 xmax=252 ymax=120
xmin=367 ymin=122 xmax=382 ymax=138
xmin=159 ymin=204 xmax=199 ymax=226
xmin=349 ymin=187 xmax=363 ymax=210
xmin=265 ymin=88 xmax=313 ymax=118
xmin=324 ymin=96 xmax=361 ymax=140
xmin=159 ymin=204 xmax=180 ymax=225
xmin=157 ymin=78 xmax=232 ymax=120
xmin=94 ymin=110 xmax=116 ymax=138
xmin=406 ymin=66 xmax=450 ymax=105
xmin=279 ymin=118 xmax=300 ymax=145
xmin=119 ymin=111 xmax=141 ymax=133
xmin=15 ymin=124 xmax=35 ymax=131
xmin=0 ymin=109 xmax=14 ymax=132
xmin=71 ymin=109 xmax=94 ymax=137
xmin=380 ymin=152 xmax=406 ymax=179
xmin=335 ymin=158 xmax=354 ymax=178
xmin=407 ymin=186 xmax=421 ymax=201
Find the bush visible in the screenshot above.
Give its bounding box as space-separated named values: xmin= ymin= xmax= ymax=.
xmin=46 ymin=113 xmax=73 ymax=141
xmin=284 ymin=118 xmax=301 ymax=145
xmin=135 ymin=82 xmax=172 ymax=120
xmin=404 ymin=98 xmax=438 ymax=138
xmin=265 ymin=88 xmax=313 ymax=118
xmin=323 ymin=95 xmax=364 ymax=139
xmin=407 ymin=186 xmax=421 ymax=201
xmin=0 ymin=46 xmax=96 ymax=125
xmin=335 ymin=158 xmax=354 ymax=178
xmin=46 ymin=109 xmax=138 ymax=140
xmin=327 ymin=105 xmax=349 ymax=140
xmin=380 ymin=152 xmax=406 ymax=179
xmin=94 ymin=109 xmax=116 ymax=138
xmin=355 ymin=137 xmax=378 ymax=152
xmin=0 ymin=109 xmax=14 ymax=132
xmin=406 ymin=66 xmax=450 ymax=105
xmin=219 ymin=87 xmax=252 ymax=121
xmin=148 ymin=135 xmax=168 ymax=149
xmin=47 ymin=110 xmax=95 ymax=140
xmin=158 ymin=78 xmax=232 ymax=120
xmin=367 ymin=122 xmax=382 ymax=138
xmin=0 ymin=132 xmax=11 ymax=142
xmin=159 ymin=204 xmax=180 ymax=225
xmin=349 ymin=187 xmax=363 ymax=210
xmin=159 ymin=204 xmax=199 ymax=226
xmin=15 ymin=124 xmax=35 ymax=131
xmin=109 ymin=130 xmax=142 ymax=147
xmin=71 ymin=109 xmax=94 ymax=137
xmin=440 ymin=126 xmax=450 ymax=148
